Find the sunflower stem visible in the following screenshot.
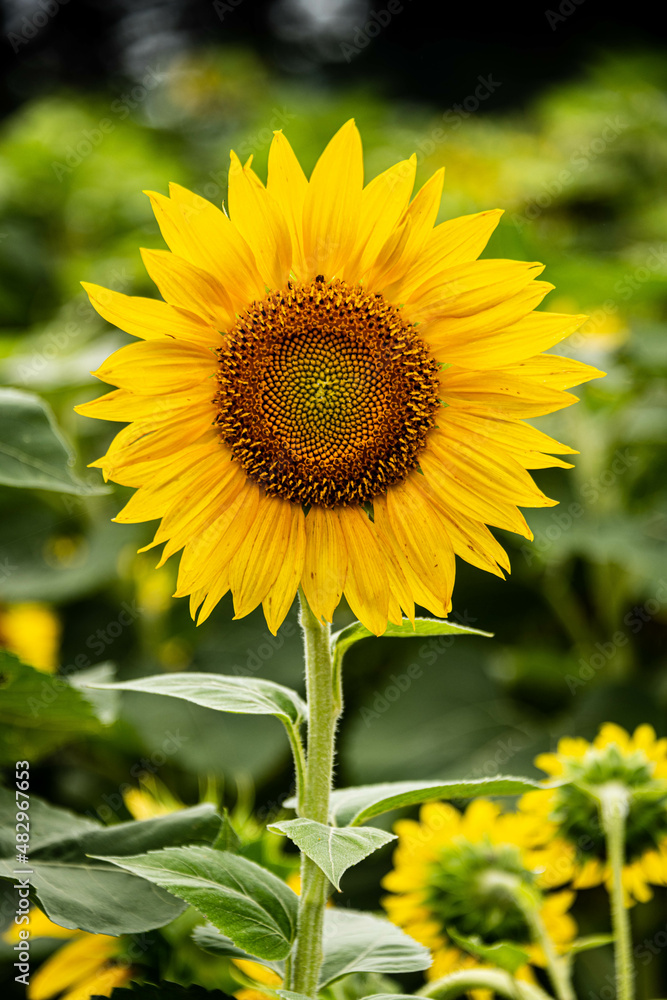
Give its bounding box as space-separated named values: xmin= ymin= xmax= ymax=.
xmin=418 ymin=969 xmax=554 ymax=1000
xmin=600 ymin=783 xmax=635 ymax=1000
xmin=288 ymin=590 xmax=341 ymax=996
xmin=520 ymin=893 xmax=575 ymax=1000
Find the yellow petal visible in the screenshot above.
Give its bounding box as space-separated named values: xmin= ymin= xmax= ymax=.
xmin=167 ymin=184 xmax=264 ymax=312
xmin=175 ymin=482 xmax=259 ymax=595
xmin=262 ymin=504 xmax=306 ymax=634
xmin=151 ymin=456 xmax=245 ymax=564
xmin=229 ymin=497 xmax=294 ymax=619
xmin=82 ymin=283 xmax=220 ymax=347
xmin=92 ymin=339 xmax=215 ymax=393
xmin=377 ymin=476 xmax=455 ymax=618
xmin=442 ymin=407 xmax=577 ymax=470
xmin=301 ymin=506 xmax=347 ymax=624
xmin=75 ymin=385 xmax=215 ymax=423
xmin=384 ymin=209 xmax=503 ymax=301
xmin=499 ymin=353 xmax=605 ymax=390
xmin=422 ymin=281 xmax=553 ymax=350
xmin=429 ymin=498 xmax=510 ymax=578
xmin=368 ymin=168 xmax=444 ymax=291
xmin=374 ymin=516 xmax=416 ymax=623
xmin=140 ymin=248 xmax=235 ymax=329
xmin=344 ymin=154 xmax=417 ymax=281
xmin=228 ymin=151 xmax=292 ymax=289
xmin=436 ymin=310 xmax=588 ymax=370
xmin=407 ymin=259 xmax=544 ymax=322
xmin=337 ymin=505 xmax=390 ymax=636
xmin=267 ymin=130 xmax=309 ymax=280
xmin=2 ymin=908 xmax=75 ymax=943
xmin=419 ymin=440 xmax=532 ymax=537
xmin=440 ymin=366 xmax=580 ymax=418
xmin=61 ymin=964 xmax=133 ymax=1000
xmin=29 ymin=934 xmax=118 ymax=1000
xmin=302 ymin=119 xmax=363 ymax=279
xmin=427 ymin=426 xmax=557 ymax=508
xmin=113 ymin=443 xmax=224 ymax=524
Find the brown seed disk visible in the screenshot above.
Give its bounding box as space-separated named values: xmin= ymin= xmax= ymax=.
xmin=214 ymin=278 xmax=440 ymax=507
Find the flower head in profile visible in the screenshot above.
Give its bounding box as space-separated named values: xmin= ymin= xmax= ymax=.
xmin=382 ymin=799 xmax=577 ymax=987
xmin=77 ymin=121 xmax=601 ymax=635
xmin=2 ymin=909 xmax=131 ymax=1000
xmin=520 ymin=723 xmax=667 ymax=905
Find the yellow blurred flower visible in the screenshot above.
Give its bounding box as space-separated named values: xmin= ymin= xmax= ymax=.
xmin=0 ymin=603 xmax=60 ymax=672
xmin=520 ymin=723 xmax=667 ymax=905
xmin=2 ymin=909 xmax=131 ymax=1000
xmin=382 ymin=798 xmax=577 ymax=993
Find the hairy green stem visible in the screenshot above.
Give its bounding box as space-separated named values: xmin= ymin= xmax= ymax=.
xmin=285 ymin=719 xmax=307 ymax=814
xmin=523 ymin=898 xmax=575 ymax=1000
xmin=600 ymin=783 xmax=635 ymax=1000
xmin=418 ymin=969 xmax=553 ymax=1000
xmin=288 ymin=591 xmax=341 ymax=996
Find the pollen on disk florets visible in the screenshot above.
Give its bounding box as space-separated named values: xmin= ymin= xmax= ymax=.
xmin=214 ymin=277 xmax=440 ymax=507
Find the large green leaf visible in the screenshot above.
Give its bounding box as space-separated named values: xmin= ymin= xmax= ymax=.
xmin=106 ymin=984 xmax=235 ymax=1000
xmin=332 ymin=618 xmax=492 ymax=678
xmin=317 ymin=909 xmax=431 ymax=985
xmin=192 ymin=924 xmax=284 ymax=976
xmin=98 ymin=847 xmax=298 ymax=960
xmin=0 ymin=388 xmax=108 ymax=494
xmin=0 ymin=651 xmax=107 ymax=764
xmin=0 ymin=789 xmax=220 ymax=935
xmin=269 ymin=818 xmax=395 ymax=890
xmin=326 ymin=777 xmax=543 ymax=826
xmin=92 ymin=673 xmax=307 ymax=728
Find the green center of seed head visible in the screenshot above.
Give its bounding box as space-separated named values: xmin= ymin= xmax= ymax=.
xmin=554 ymin=745 xmax=667 ymax=864
xmin=427 ymin=840 xmax=535 ymax=945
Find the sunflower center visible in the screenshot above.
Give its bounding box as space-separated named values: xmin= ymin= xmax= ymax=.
xmin=214 ymin=278 xmax=440 ymax=507
xmin=426 ymin=841 xmax=534 ymax=945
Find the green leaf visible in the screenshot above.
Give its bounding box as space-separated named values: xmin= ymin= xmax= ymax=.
xmin=97 ymin=847 xmax=297 ymax=960
xmin=0 ymin=388 xmax=108 ymax=495
xmin=268 ymin=818 xmax=395 ymax=890
xmin=192 ymin=924 xmax=284 ymax=976
xmin=0 ymin=650 xmax=106 ymax=764
xmin=91 ymin=673 xmax=307 ymax=728
xmin=325 ymin=777 xmax=543 ymax=826
xmin=358 ymin=996 xmax=422 ymax=1000
xmin=211 ymin=810 xmax=242 ymax=853
xmin=67 ymin=662 xmax=119 ymax=726
xmin=446 ymin=927 xmax=530 ymax=974
xmin=106 ymin=983 xmax=235 ymax=1000
xmin=0 ymin=789 xmax=221 ymax=935
xmin=332 ymin=617 xmax=492 ymax=677
xmin=317 ymin=909 xmax=431 ymax=986
xmin=569 ymin=934 xmax=614 ymax=954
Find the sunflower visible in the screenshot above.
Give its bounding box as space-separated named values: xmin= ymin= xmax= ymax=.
xmin=382 ymin=799 xmax=576 ymax=993
xmin=2 ymin=909 xmax=132 ymax=1000
xmin=0 ymin=602 xmax=60 ymax=672
xmin=76 ymin=120 xmax=602 ymax=635
xmin=520 ymin=723 xmax=667 ymax=905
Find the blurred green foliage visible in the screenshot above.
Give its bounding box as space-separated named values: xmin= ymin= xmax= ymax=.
xmin=1 ymin=46 xmax=666 ymax=998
